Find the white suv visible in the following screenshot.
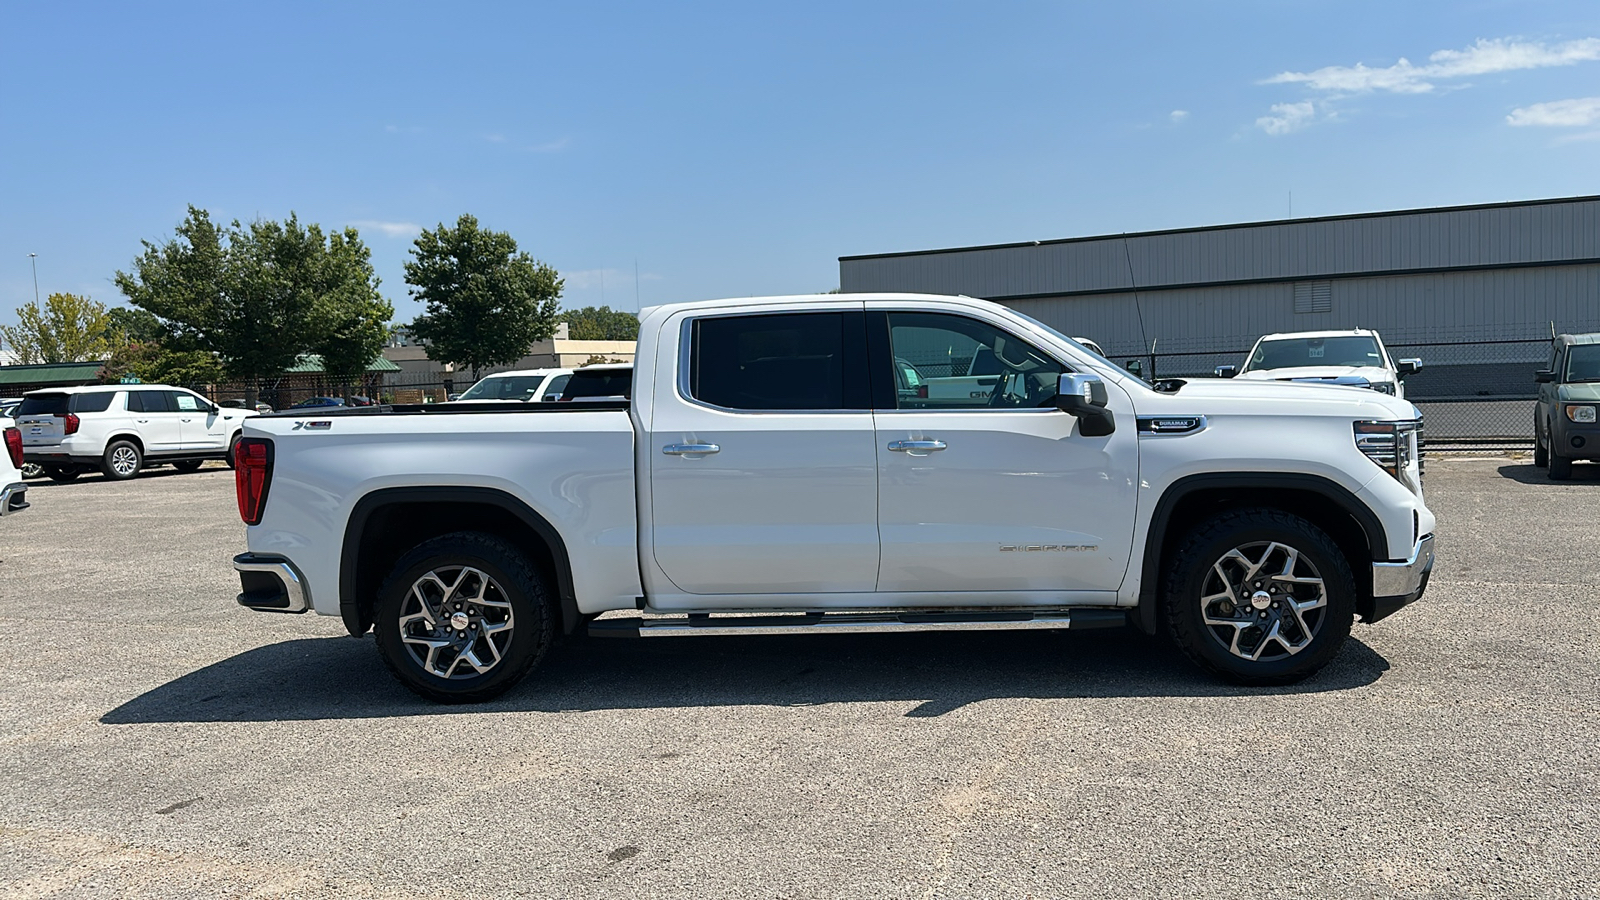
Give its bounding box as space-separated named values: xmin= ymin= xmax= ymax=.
xmin=452 ymin=368 xmax=574 ymax=403
xmin=17 ymin=385 xmax=257 ymax=482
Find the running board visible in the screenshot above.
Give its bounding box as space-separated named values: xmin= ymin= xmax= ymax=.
xmin=586 ymin=608 xmax=1127 ymax=638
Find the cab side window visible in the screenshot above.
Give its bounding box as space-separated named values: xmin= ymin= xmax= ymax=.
xmin=887 ymin=312 xmax=1064 ymax=410
xmin=688 ymin=312 xmax=869 ymax=411
xmin=128 ymin=391 xmax=171 ymax=413
xmin=170 ymin=391 xmax=205 ymax=412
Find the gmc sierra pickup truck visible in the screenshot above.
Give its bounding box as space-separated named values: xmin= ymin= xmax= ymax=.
xmin=233 ymin=293 xmax=1434 ymax=703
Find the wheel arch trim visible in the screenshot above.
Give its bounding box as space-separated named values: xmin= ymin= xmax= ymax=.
xmin=1134 ymin=472 xmax=1389 ymax=635
xmin=339 ymin=486 xmax=579 ymax=638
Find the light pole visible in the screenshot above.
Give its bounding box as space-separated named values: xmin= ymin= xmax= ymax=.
xmin=27 ymin=253 xmax=38 ymax=305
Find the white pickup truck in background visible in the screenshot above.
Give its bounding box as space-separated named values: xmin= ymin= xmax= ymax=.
xmin=233 ymin=293 xmax=1435 ymax=703
xmin=1215 ymin=328 xmax=1422 ymax=399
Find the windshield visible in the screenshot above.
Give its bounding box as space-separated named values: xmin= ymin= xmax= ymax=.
xmin=1567 ymin=345 xmax=1600 ymax=382
xmin=1006 ymin=309 xmax=1142 ymax=379
xmin=459 ymin=374 xmax=547 ymax=401
xmin=17 ymin=394 xmax=70 ymax=416
xmin=1244 ymin=336 xmax=1383 ymax=372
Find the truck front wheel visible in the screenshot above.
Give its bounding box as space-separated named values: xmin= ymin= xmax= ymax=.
xmin=373 ymin=531 xmax=554 ymax=703
xmin=1163 ymin=509 xmax=1356 ymax=686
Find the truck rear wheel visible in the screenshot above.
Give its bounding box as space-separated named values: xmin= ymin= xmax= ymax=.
xmin=1163 ymin=509 xmax=1355 ymax=686
xmin=373 ymin=531 xmax=553 ymax=703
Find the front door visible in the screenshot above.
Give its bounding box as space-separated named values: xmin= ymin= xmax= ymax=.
xmin=170 ymin=390 xmax=227 ymax=450
xmin=871 ymin=309 xmax=1139 ymax=594
xmin=648 ymin=307 xmax=880 ymax=597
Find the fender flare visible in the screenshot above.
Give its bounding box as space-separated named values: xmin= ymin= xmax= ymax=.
xmin=1134 ymin=472 xmax=1389 ymax=635
xmin=339 ymin=486 xmax=579 ymax=637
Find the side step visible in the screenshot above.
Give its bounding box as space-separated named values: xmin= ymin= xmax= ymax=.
xmin=586 ymin=608 xmax=1127 ymax=638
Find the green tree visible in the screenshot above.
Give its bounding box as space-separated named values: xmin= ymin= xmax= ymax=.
xmin=307 ymin=230 xmax=393 ymax=394
xmin=562 ymin=305 xmax=639 ymax=341
xmin=405 ymin=214 xmax=563 ymax=380
xmin=115 ymin=206 xmax=392 ymax=399
xmin=103 ymin=307 xmax=166 ymax=344
xmin=97 ymin=342 xmax=224 ymax=387
xmin=0 ymin=292 xmax=120 ymax=364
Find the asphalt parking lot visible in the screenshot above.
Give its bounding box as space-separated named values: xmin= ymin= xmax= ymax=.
xmin=1 ymin=457 xmax=1598 ymax=898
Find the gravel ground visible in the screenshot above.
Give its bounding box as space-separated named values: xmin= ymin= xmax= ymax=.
xmin=1 ymin=456 xmax=1597 ymax=899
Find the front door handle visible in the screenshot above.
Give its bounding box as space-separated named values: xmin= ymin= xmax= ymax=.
xmin=887 ymin=439 xmax=947 ymax=453
xmin=663 ymin=443 xmax=720 ymax=456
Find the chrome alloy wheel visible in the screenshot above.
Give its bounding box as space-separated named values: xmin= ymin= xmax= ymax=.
xmin=109 ymin=445 xmax=140 ymax=477
xmin=397 ymin=566 xmax=515 ymax=679
xmin=1199 ymin=541 xmax=1327 ymax=662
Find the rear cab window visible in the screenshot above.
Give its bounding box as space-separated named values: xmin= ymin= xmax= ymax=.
xmin=687 ymin=312 xmax=868 ymax=410
xmin=17 ymin=394 xmax=70 ymax=417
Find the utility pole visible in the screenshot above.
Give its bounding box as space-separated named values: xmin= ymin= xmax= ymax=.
xmin=28 ymin=253 xmax=39 ymax=304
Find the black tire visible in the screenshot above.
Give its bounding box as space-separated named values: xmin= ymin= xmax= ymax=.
xmin=1534 ymin=416 xmax=1549 ymax=468
xmin=172 ymin=460 xmax=204 ymax=473
xmin=373 ymin=531 xmax=553 ymax=703
xmin=44 ymin=465 xmax=80 ymax=483
xmin=1549 ymin=452 xmax=1573 ymax=480
xmin=101 ymin=439 xmax=143 ymax=480
xmin=225 ymin=433 xmax=242 ymax=469
xmin=1163 ymin=508 xmax=1356 ymax=686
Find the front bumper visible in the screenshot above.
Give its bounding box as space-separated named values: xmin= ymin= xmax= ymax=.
xmin=1366 ymin=533 xmax=1434 ymax=623
xmin=1550 ymin=417 xmax=1600 ymax=460
xmin=233 ymin=552 xmax=310 ymax=613
xmin=0 ymin=482 xmax=27 ymax=516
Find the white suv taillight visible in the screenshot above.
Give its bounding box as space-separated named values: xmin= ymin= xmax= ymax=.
xmin=3 ymin=427 xmax=21 ymax=470
xmin=62 ymin=413 xmax=81 ymax=435
xmin=235 ymin=437 xmax=274 ymax=525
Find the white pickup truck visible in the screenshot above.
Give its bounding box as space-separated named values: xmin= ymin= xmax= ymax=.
xmin=233 ymin=293 xmax=1435 ymax=702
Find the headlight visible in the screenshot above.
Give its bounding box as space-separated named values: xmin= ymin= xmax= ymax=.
xmin=1355 ymin=419 xmax=1424 ymax=495
xmin=1566 ymin=405 xmax=1597 ymax=424
xmin=1370 ymin=382 xmax=1396 ymax=395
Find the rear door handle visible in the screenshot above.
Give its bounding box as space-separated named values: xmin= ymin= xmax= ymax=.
xmin=663 ymin=443 xmax=720 ymax=456
xmin=887 ymin=439 xmax=947 ymax=452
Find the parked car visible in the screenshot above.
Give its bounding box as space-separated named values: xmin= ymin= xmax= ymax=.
xmin=232 ymin=293 xmax=1433 ymax=703
xmin=1216 ymin=329 xmax=1420 ymax=399
xmin=220 ymin=399 xmax=275 ymax=414
xmin=0 ymin=413 xmax=28 ymax=516
xmin=17 ymin=385 xmax=257 ymax=481
xmin=1534 ymin=332 xmax=1600 ymax=480
xmin=554 ymin=364 xmax=630 ymax=402
xmin=291 ymin=396 xmax=346 ymax=409
xmin=453 ymin=369 xmax=574 ymax=403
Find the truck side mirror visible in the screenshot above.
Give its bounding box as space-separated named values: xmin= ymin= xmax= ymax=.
xmin=1214 ymin=365 xmax=1238 ymax=379
xmin=1396 ymin=359 xmax=1421 ymax=378
xmin=1055 ymin=373 xmax=1115 ymax=436
xmin=1124 ymin=359 xmax=1143 ymax=378
xmin=1535 ymin=370 xmax=1556 ymax=383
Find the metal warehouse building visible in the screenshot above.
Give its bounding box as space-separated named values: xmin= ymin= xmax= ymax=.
xmin=838 ymin=195 xmax=1600 ymax=442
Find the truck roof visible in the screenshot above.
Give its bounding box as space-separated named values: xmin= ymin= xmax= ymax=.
xmin=639 ymin=292 xmax=981 ymax=322
xmin=1254 ymin=329 xmax=1381 ymax=342
xmin=1556 ymin=333 xmax=1600 ymax=346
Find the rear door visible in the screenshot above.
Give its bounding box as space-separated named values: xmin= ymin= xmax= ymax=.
xmin=128 ymin=390 xmax=184 ymax=452
xmin=647 ymin=305 xmax=880 ymax=597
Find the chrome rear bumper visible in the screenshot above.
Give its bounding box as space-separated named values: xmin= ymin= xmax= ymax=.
xmin=0 ymin=482 xmax=27 ymax=516
xmin=233 ymin=552 xmax=310 ymax=613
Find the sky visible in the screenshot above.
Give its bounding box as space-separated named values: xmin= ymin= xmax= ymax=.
xmin=2 ymin=1 xmax=1598 ymax=328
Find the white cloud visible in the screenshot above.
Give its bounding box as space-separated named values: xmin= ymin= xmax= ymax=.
xmin=1266 ymin=37 xmax=1600 ymax=95
xmin=1256 ymin=101 xmax=1317 ymax=135
xmin=1507 ymin=96 xmax=1600 ymax=127
xmin=349 ymin=220 xmax=422 ymax=239
xmin=1169 ymin=110 xmax=1189 ymax=123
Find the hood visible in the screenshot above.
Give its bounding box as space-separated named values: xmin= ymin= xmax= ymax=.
xmin=1557 ymin=383 xmax=1600 ymax=402
xmin=1236 ymin=365 xmax=1394 ymax=384
xmin=1144 ymin=377 xmax=1417 ymax=420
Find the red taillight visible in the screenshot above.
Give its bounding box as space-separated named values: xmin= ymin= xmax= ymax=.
xmin=62 ymin=413 xmax=81 ymax=435
xmin=917 ymin=385 xmax=928 ymax=399
xmin=3 ymin=427 xmax=21 ymax=470
xmin=235 ymin=437 xmax=274 ymax=525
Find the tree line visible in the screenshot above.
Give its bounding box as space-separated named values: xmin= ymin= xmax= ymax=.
xmin=3 ymin=208 xmax=641 ymax=394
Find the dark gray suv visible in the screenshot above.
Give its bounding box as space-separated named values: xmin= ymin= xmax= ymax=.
xmin=1534 ymin=333 xmax=1600 ymax=480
